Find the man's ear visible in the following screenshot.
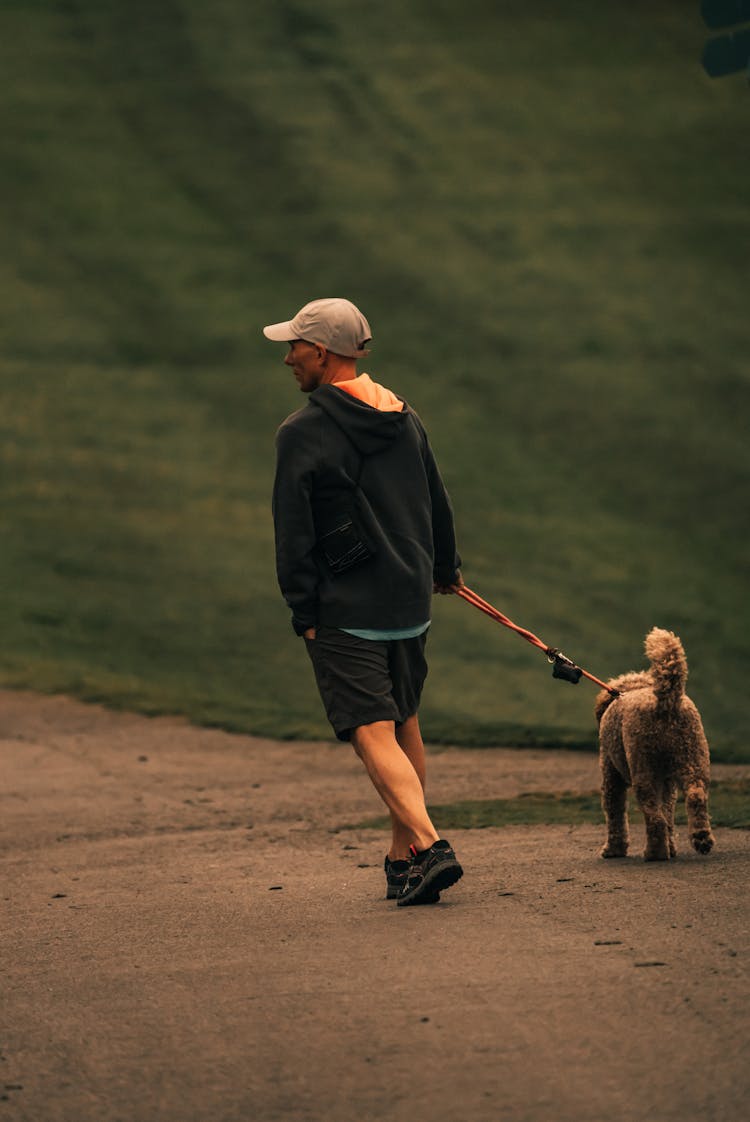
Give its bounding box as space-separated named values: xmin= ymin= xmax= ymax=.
xmin=315 ymin=345 xmax=327 ymax=365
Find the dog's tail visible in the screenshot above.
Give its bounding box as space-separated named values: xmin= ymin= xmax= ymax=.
xmin=645 ymin=627 xmax=687 ymax=710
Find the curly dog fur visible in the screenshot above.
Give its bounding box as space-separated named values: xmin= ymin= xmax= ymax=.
xmin=595 ymin=628 xmax=714 ymax=861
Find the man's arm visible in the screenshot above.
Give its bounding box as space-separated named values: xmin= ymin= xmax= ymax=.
xmin=272 ymin=422 xmax=320 ymax=635
xmin=411 ymin=414 xmax=463 ymax=589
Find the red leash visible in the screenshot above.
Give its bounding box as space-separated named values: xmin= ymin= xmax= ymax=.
xmin=453 ymin=585 xmax=618 ymax=696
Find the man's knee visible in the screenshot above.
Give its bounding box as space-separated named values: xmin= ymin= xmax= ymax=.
xmin=351 ymin=719 xmax=395 ymax=758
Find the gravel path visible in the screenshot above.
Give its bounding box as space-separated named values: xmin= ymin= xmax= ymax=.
xmin=2 ymin=690 xmax=748 ymax=1122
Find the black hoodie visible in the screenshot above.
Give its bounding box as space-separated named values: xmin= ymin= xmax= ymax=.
xmin=272 ymin=382 xmax=461 ymax=635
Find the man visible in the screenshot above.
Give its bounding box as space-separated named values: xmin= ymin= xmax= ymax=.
xmin=266 ymin=298 xmax=464 ymax=906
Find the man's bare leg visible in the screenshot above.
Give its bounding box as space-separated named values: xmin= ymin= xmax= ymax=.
xmin=351 ymin=718 xmax=438 ymax=858
xmin=396 ymin=713 xmax=426 ymax=786
xmin=389 ymin=714 xmax=428 ymax=858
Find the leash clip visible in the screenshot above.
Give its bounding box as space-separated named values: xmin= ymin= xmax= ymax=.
xmin=546 ymin=648 xmax=583 ymax=685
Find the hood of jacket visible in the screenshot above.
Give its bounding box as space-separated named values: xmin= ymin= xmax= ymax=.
xmin=309 ymin=377 xmax=411 ymax=456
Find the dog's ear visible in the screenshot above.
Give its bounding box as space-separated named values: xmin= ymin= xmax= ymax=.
xmin=595 ymin=671 xmax=652 ymax=722
xmin=595 ymin=689 xmax=615 ymax=724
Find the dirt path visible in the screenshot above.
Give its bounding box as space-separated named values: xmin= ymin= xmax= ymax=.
xmin=1 ymin=689 xmax=748 ymax=1122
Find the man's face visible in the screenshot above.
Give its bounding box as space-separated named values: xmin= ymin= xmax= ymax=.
xmin=284 ymin=340 xmax=325 ymax=393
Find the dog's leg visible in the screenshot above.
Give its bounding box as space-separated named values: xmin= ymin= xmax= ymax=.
xmin=600 ymin=757 xmax=629 ymax=858
xmin=663 ymin=781 xmax=678 ymax=859
xmin=634 ymin=780 xmax=671 ymax=860
xmin=684 ymin=780 xmax=715 ymax=855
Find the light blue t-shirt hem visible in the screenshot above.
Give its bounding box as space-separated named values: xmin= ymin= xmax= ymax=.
xmin=340 ymin=621 xmax=431 ymax=641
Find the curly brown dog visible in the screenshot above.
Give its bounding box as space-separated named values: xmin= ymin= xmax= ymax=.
xmin=595 ymin=628 xmax=715 ymax=861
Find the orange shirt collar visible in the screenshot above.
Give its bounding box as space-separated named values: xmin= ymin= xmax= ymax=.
xmin=334 ymin=373 xmax=404 ymax=413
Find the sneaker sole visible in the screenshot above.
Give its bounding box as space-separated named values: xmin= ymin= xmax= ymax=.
xmin=387 ymin=884 xmax=440 ymax=903
xmin=405 ymin=889 xmax=441 ymax=906
xmin=396 ymin=860 xmax=463 ymax=907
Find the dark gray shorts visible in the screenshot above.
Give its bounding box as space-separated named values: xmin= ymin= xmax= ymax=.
xmin=303 ymin=626 xmax=429 ymax=742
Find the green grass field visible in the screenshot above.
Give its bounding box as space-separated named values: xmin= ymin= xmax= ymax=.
xmin=347 ymin=778 xmax=750 ymax=832
xmin=1 ymin=2 xmax=748 ymax=757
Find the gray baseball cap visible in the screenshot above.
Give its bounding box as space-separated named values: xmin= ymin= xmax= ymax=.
xmin=263 ymin=298 xmax=372 ymax=358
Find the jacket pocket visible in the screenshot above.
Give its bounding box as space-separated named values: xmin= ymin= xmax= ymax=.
xmin=312 ymin=467 xmax=378 ymax=577
xmin=318 ymin=515 xmax=373 ymax=574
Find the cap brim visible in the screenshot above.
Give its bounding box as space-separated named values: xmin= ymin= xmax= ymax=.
xmin=263 ymin=321 xmax=296 ymax=342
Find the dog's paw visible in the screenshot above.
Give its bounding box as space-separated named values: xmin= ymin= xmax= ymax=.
xmin=643 ymin=845 xmax=671 ymax=861
xmin=601 ymin=842 xmax=628 ymax=859
xmin=691 ymin=829 xmax=715 ymax=855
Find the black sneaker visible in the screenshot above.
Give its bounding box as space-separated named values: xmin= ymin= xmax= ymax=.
xmin=396 ymin=839 xmax=463 ymax=907
xmin=385 ymin=855 xmax=440 ymax=904
xmin=384 ymin=855 xmax=410 ymax=900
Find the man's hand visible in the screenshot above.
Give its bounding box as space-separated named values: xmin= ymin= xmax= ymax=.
xmin=433 ymin=570 xmax=465 ymax=595
xmin=303 ymin=627 xmax=316 ymax=640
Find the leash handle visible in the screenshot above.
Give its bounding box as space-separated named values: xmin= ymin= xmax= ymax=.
xmin=453 ymin=584 xmax=618 ymax=696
